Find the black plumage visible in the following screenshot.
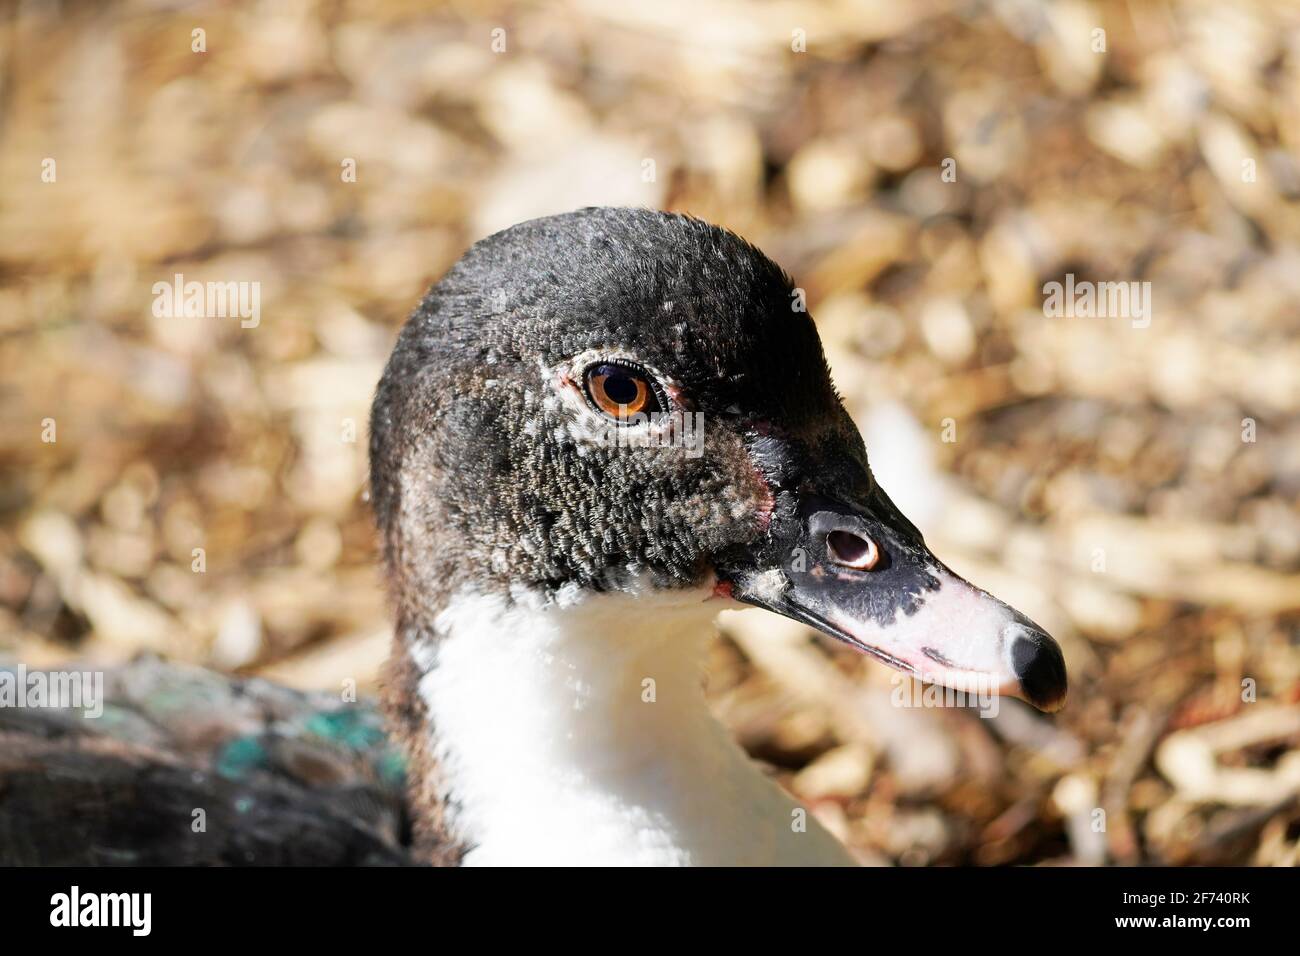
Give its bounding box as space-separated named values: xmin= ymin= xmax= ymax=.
xmin=0 ymin=658 xmax=411 ymax=865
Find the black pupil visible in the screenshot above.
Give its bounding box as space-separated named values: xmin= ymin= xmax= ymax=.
xmin=601 ymin=368 xmax=640 ymax=405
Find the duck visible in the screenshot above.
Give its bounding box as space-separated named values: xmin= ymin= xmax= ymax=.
xmin=0 ymin=207 xmax=1065 ymax=866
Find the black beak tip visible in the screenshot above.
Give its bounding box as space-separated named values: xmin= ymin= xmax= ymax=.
xmin=1009 ymin=627 xmax=1068 ymax=712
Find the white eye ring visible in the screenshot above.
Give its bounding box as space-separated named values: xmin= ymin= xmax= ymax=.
xmin=826 ymin=530 xmax=879 ymax=570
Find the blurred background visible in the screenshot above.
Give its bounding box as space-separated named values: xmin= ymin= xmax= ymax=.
xmin=2 ymin=0 xmax=1299 ymax=865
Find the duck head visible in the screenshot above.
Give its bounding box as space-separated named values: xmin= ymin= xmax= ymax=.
xmin=370 ymin=207 xmax=1065 ymax=713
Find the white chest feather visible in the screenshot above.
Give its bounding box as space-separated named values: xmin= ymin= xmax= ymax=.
xmin=416 ymin=586 xmax=855 ymax=866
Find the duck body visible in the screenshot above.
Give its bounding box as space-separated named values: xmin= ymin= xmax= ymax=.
xmin=0 ymin=657 xmax=410 ymax=865
xmin=1 ymin=208 xmax=1065 ymax=866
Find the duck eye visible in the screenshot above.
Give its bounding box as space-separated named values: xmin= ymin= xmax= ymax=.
xmin=584 ymin=362 xmax=664 ymax=422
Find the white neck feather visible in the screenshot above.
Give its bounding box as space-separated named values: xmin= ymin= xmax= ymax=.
xmin=416 ymin=584 xmax=855 ymax=866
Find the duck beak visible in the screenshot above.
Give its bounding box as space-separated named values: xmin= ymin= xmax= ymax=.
xmin=719 ymin=488 xmax=1067 ymax=713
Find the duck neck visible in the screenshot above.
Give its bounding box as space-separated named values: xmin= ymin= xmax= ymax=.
xmin=406 ymin=586 xmax=854 ymax=866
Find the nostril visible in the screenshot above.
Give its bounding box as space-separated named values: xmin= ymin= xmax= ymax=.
xmin=826 ymin=530 xmax=879 ymax=570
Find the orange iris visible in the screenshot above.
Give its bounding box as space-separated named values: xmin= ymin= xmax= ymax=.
xmin=586 ymin=364 xmax=652 ymax=419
